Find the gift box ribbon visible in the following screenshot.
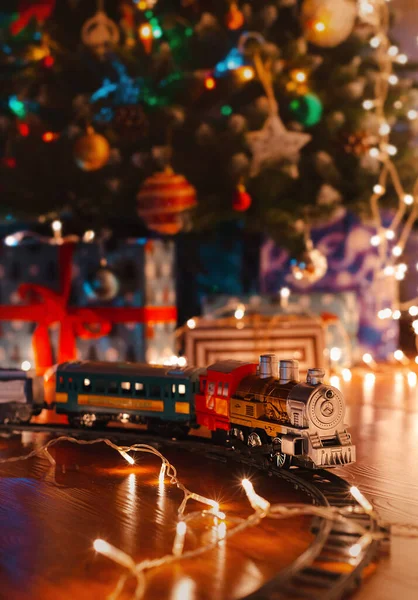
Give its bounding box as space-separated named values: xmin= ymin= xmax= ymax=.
xmin=0 ymin=243 xmax=177 ymax=374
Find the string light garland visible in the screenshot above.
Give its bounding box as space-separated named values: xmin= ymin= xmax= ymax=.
xmin=0 ymin=435 xmax=388 ymax=600
xmin=359 ymin=1 xmax=418 ymax=340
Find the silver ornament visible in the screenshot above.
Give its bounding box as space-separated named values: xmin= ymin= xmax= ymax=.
xmin=291 ymin=242 xmax=328 ymax=285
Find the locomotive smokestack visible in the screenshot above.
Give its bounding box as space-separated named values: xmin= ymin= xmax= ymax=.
xmin=279 ymin=360 xmax=299 ymax=383
xmin=259 ymin=354 xmax=278 ymax=379
xmin=306 ymin=368 xmax=325 ymax=385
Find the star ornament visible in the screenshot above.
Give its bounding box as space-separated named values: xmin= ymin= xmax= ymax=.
xmin=246 ymin=115 xmax=311 ymax=177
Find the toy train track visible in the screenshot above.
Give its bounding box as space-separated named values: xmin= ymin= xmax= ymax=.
xmin=0 ymin=423 xmax=389 ymax=600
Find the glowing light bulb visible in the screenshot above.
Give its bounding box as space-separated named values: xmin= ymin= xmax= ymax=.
xmin=83 ymin=230 xmax=95 ymax=242
xmin=362 ymin=353 xmax=373 ymax=364
xmin=384 ymin=266 xmax=395 ymax=276
xmin=350 ymin=486 xmax=374 ymax=513
xmin=409 ymin=306 xmax=418 ymax=316
xmin=239 ymin=66 xmax=254 ymax=81
xmin=370 ymin=36 xmax=380 ymax=48
xmin=397 ymin=53 xmax=408 ymax=64
xmin=388 ymin=45 xmax=399 ymax=57
xmin=379 ymin=123 xmax=391 ymax=136
xmin=330 ymin=347 xmax=342 ymax=362
xmin=314 ymin=21 xmax=325 ymax=32
xmin=370 ymin=235 xmax=381 ymax=247
xmin=5 ymin=235 xmax=18 ymax=247
xmin=403 ymin=194 xmax=414 ymax=205
xmin=93 ymin=539 xmax=136 ymax=570
xmin=349 ymin=534 xmax=373 ymax=558
xmin=362 ymin=99 xmax=374 ymax=110
xmin=187 ymin=318 xmax=196 ymax=329
xmin=369 ymin=147 xmax=380 ymax=158
xmin=415 ymin=356 xmax=418 ymax=365
xmin=173 ymin=521 xmax=187 ymax=557
xmin=392 ymin=245 xmax=402 ymax=257
xmin=388 ymin=74 xmax=399 ymax=85
xmin=395 ymin=271 xmax=405 ymax=281
xmin=412 ymin=320 xmax=418 ymax=329
xmin=385 ymin=229 xmax=395 ymax=240
xmin=119 ymin=450 xmax=135 ymax=465
xmin=373 ymin=184 xmax=385 ymax=194
xmin=294 ymin=70 xmax=307 ymax=83
xmin=51 ymin=220 xmax=62 ymax=232
xmin=387 ymin=145 xmax=397 ymax=156
xmin=394 ymin=349 xmax=404 ymax=361
xmin=234 ymin=304 xmax=245 ymax=320
xmin=177 ymin=356 xmax=187 ymax=367
xmin=42 ymin=131 xmax=56 ymax=142
xmin=280 ymin=287 xmax=290 ymax=298
xmin=407 ymin=109 xmax=418 ymax=120
xmin=392 ymin=310 xmax=401 ymax=320
xmin=21 ymin=361 xmax=31 ymax=371
xmin=241 ymin=479 xmax=270 ymax=512
xmin=342 ymin=368 xmax=352 ymax=382
xmin=205 ymin=77 xmax=216 ymax=90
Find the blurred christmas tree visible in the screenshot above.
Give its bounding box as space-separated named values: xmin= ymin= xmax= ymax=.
xmin=1 ymin=0 xmax=418 ymax=253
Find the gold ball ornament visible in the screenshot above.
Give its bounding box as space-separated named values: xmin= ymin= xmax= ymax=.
xmin=301 ymin=0 xmax=357 ymax=48
xmin=291 ymin=243 xmax=328 ymax=286
xmin=74 ymin=127 xmax=111 ymax=171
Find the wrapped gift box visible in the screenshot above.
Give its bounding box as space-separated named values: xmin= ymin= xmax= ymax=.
xmin=202 ymin=292 xmax=358 ymax=367
xmin=181 ymin=314 xmax=326 ymax=372
xmin=0 ymin=238 xmax=177 ymax=372
xmin=260 ymin=209 xmax=399 ymax=359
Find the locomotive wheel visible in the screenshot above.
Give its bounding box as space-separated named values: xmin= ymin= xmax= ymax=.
xmin=274 ymin=437 xmax=293 ymax=469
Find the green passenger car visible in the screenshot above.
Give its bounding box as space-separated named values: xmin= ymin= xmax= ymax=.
xmin=55 ymin=361 xmax=205 ymax=432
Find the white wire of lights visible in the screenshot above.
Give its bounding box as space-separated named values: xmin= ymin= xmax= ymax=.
xmin=359 ymin=0 xmax=418 ymax=334
xmin=0 ymin=435 xmax=386 ymax=600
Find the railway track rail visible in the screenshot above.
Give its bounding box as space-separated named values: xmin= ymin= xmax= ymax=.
xmin=0 ymin=423 xmax=389 ymax=600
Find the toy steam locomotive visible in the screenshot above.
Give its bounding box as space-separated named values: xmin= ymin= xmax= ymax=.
xmin=0 ymin=354 xmax=355 ymax=469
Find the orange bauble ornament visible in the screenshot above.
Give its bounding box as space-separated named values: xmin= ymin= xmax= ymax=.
xmin=233 ymin=183 xmax=252 ymax=212
xmin=74 ymin=126 xmax=110 ymax=171
xmin=225 ymin=2 xmax=244 ymax=30
xmin=137 ymin=167 xmax=197 ymax=234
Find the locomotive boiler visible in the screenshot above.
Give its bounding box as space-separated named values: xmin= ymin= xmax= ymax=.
xmin=225 ymin=355 xmax=355 ymax=468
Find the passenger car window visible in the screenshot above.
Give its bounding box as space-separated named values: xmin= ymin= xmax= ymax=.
xmin=121 ymin=382 xmax=131 ymax=395
xmin=208 ymin=382 xmax=215 ymax=395
xmin=134 ymin=382 xmax=145 ymax=397
xmin=223 ymin=383 xmax=229 ymax=397
xmin=109 ymin=381 xmax=118 ymax=394
xmin=178 ymin=384 xmax=186 ymax=396
xmin=217 ymin=382 xmax=222 ymax=396
xmin=95 ymin=380 xmax=106 ymax=394
xmin=150 ymin=385 xmax=161 ymax=398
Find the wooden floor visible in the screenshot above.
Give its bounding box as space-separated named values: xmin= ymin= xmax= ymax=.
xmin=331 ymin=367 xmax=418 ymax=600
xmin=0 ymin=367 xmax=417 ymax=599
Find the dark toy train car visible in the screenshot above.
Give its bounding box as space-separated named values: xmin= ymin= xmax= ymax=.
xmin=0 ymin=369 xmax=33 ymax=424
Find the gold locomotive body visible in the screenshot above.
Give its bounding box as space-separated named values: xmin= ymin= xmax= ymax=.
xmin=228 ymin=356 xmax=355 ymax=468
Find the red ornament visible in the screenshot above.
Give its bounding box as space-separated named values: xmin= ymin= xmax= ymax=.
xmin=43 ymin=55 xmax=54 ymax=68
xmin=10 ymin=0 xmax=55 ymax=36
xmin=18 ymin=123 xmax=30 ymax=137
xmin=3 ymin=157 xmax=17 ymax=169
xmin=233 ymin=183 xmax=252 ymax=212
xmin=137 ymin=167 xmax=197 ymax=235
